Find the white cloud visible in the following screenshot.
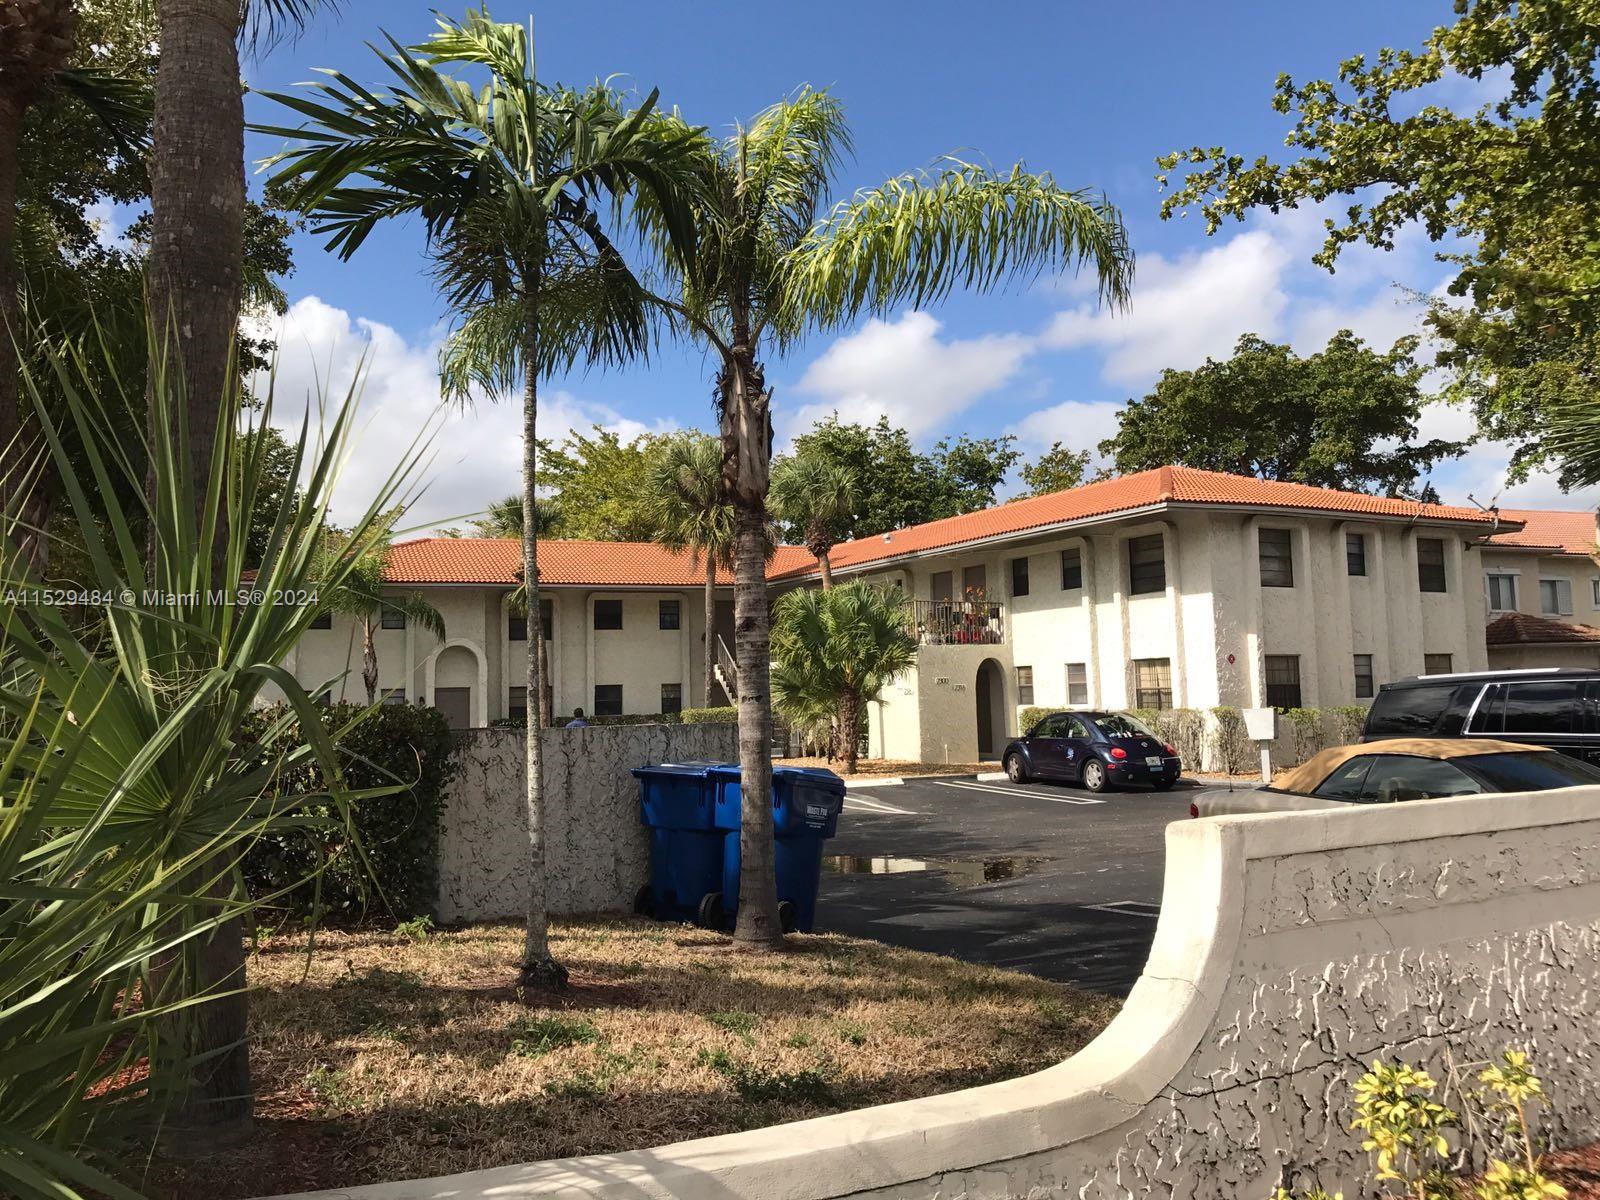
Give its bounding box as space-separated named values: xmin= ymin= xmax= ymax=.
xmin=250 ymin=296 xmax=665 ymax=529
xmin=1040 ymin=230 xmax=1294 ymax=386
xmin=1009 ymin=398 xmax=1124 ymax=460
xmin=784 ymin=311 xmax=1033 ymax=444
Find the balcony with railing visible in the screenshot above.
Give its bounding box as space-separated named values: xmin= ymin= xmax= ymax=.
xmin=906 ymin=598 xmax=1006 ymax=646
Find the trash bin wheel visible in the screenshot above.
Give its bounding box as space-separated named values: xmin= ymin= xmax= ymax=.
xmin=777 ymin=900 xmax=798 ymax=934
xmin=633 ymin=885 xmax=654 ymax=918
xmin=697 ymin=891 xmax=726 ymax=930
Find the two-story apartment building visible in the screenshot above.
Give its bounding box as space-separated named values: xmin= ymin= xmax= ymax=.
xmin=284 ymin=538 xmax=810 ymax=727
xmin=1481 ymin=509 xmax=1600 ymax=668
xmin=764 ymin=467 xmax=1507 ymax=763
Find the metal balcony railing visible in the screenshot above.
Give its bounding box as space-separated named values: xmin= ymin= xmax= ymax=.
xmin=907 ymin=599 xmax=1005 ymax=646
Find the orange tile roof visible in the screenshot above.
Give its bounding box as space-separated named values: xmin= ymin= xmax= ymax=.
xmin=385 ymin=537 xmax=813 ymax=587
xmin=1486 ymin=508 xmax=1597 ymax=557
xmin=1486 ymin=611 xmax=1600 ymax=646
xmin=773 ymin=466 xmax=1505 ymax=579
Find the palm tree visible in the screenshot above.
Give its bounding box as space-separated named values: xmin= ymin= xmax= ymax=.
xmin=320 ymin=538 xmax=446 ymax=705
xmin=770 ymin=451 xmax=856 ymax=588
xmin=262 ymin=10 xmax=699 ymax=989
xmin=470 ymin=491 xmax=564 ymax=538
xmin=771 ymin=583 xmax=918 ymax=775
xmin=645 ymin=432 xmax=735 ymax=706
xmin=637 ymin=89 xmax=1132 ymax=948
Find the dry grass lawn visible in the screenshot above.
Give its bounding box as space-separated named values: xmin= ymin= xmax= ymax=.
xmin=780 ymin=755 xmax=1000 ymax=780
xmin=146 ymin=917 xmax=1118 ymax=1199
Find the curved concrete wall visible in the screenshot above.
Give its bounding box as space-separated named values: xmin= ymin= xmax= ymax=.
xmin=274 ymin=786 xmax=1600 ymax=1200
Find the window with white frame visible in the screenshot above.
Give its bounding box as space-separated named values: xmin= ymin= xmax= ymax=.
xmin=1485 ymin=572 xmax=1519 ymax=613
xmin=1540 ymin=578 xmax=1574 ymax=616
xmin=1015 ymin=665 xmax=1034 ymax=705
xmin=1065 ymin=662 xmax=1089 ymax=706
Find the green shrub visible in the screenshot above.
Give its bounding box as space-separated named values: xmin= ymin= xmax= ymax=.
xmin=1329 ymin=704 xmax=1368 ymax=745
xmin=1210 ymin=706 xmax=1250 ymax=774
xmin=1283 ymin=707 xmax=1325 ymax=765
xmin=1018 ymin=705 xmax=1054 ymax=734
xmin=243 ymin=702 xmax=457 ymax=922
xmin=680 ymin=706 xmax=738 ymax=724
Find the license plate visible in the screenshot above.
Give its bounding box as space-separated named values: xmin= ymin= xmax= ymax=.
xmin=1145 ymin=756 xmax=1163 ymax=769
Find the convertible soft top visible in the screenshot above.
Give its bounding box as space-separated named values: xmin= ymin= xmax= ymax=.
xmin=1272 ymin=737 xmax=1545 ymax=796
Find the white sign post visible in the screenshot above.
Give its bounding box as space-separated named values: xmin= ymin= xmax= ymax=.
xmin=1242 ymin=706 xmax=1277 ymax=784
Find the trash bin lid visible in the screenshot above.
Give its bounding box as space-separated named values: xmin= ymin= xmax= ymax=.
xmin=630 ymin=760 xmax=728 ymax=779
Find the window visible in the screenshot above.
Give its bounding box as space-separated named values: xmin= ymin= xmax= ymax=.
xmin=1502 ymin=681 xmax=1582 ymax=735
xmin=1416 ymin=537 xmax=1447 ymax=592
xmin=1133 ymin=658 xmax=1173 ymax=709
xmin=508 ymin=612 xmax=527 ymax=641
xmin=508 ymin=686 xmax=527 ymax=722
xmin=1010 ymin=556 xmax=1030 ymax=598
xmin=1346 ymin=532 xmax=1368 ymax=577
xmin=1592 ymin=577 xmax=1600 ymax=607
xmin=1016 ymin=666 xmax=1034 ymax=705
xmin=382 ymin=689 xmax=407 ymax=705
xmin=594 ymin=684 xmax=623 ymax=716
xmin=1353 ymin=654 xmax=1375 ymax=700
xmin=1127 ymin=534 xmax=1166 ymax=595
xmin=1358 ymin=756 xmax=1481 ymax=804
xmin=1066 ymin=662 xmax=1089 ymax=706
xmin=1364 ymin=684 xmax=1459 ymax=737
xmin=380 ymin=606 xmax=406 ymax=630
xmin=1264 ymin=655 xmax=1302 ymax=710
xmin=661 ymin=683 xmax=683 ymax=714
xmin=1258 ymin=528 xmax=1294 ymax=587
xmin=539 ymin=597 xmax=552 ymax=641
xmin=1031 ymin=713 xmax=1067 ymax=737
xmin=930 ymin=571 xmax=953 ymax=602
xmin=1540 ymin=578 xmax=1574 ymax=616
xmin=1423 ymin=653 xmax=1454 ymax=675
xmin=1312 ymin=755 xmax=1377 ymax=801
xmin=1060 ymin=547 xmax=1083 ymax=591
xmin=962 ymin=564 xmax=987 ymax=597
xmin=659 ymin=599 xmax=681 ymax=630
xmin=308 ymin=611 xmax=332 ymax=630
xmin=1486 ymin=573 xmax=1519 ymax=613
xmin=594 ymin=599 xmax=623 ymax=630
xmin=1463 ymin=752 xmax=1600 ymax=792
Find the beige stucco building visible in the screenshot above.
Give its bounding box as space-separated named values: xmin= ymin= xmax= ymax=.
xmin=1480 ymin=508 xmax=1600 ymax=668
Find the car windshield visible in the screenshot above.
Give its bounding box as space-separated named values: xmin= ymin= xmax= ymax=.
xmin=1093 ymin=713 xmax=1157 ymax=739
xmin=1460 ymin=751 xmax=1600 ymax=792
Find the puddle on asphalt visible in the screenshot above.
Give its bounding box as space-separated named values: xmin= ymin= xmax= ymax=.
xmin=822 ymin=854 xmax=1048 ymax=889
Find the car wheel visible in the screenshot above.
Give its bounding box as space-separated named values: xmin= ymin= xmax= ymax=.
xmin=1081 ymin=759 xmax=1109 ymax=793
xmin=1005 ymin=752 xmax=1029 ymax=783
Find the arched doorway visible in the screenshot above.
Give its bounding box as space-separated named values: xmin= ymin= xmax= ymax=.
xmin=975 ymin=658 xmax=1007 ymax=758
xmin=428 ymin=641 xmax=484 ymax=729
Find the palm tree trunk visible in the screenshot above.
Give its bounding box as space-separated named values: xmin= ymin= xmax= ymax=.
xmin=148 ymin=0 xmax=243 ymax=552
xmin=817 ymin=551 xmax=833 ymax=590
xmin=518 ymin=283 xmax=565 ymax=989
xmin=838 ymin=687 xmax=861 ymax=774
xmin=722 ymin=344 xmax=782 ymax=950
xmin=145 ymin=0 xmax=249 ymax=1131
xmin=362 ymin=615 xmax=378 ymax=705
xmin=536 ymin=605 xmax=551 ymax=727
xmin=703 ymin=553 xmax=716 ymax=705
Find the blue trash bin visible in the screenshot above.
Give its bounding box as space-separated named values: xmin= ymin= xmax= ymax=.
xmin=632 ymin=762 xmax=725 ymax=926
xmin=709 ymin=765 xmax=845 ymax=933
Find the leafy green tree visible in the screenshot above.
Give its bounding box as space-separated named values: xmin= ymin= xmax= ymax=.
xmin=536 ymin=425 xmax=670 ymax=540
xmin=1019 ymin=442 xmax=1091 ymax=497
xmin=769 ymin=449 xmax=856 ymax=588
xmin=265 ymin=11 xmax=699 ymax=989
xmin=643 ymin=432 xmax=735 ymax=706
xmin=1156 ymin=0 xmax=1600 ymax=484
xmin=638 ymin=89 xmax=1130 ymax=947
xmin=788 ymin=415 xmax=1023 ymax=539
xmin=1098 ymin=331 xmax=1465 ymax=496
xmin=771 ymin=582 xmax=918 ymax=775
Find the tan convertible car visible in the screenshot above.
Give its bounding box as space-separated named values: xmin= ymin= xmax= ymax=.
xmin=1190 ymin=737 xmax=1600 ymax=818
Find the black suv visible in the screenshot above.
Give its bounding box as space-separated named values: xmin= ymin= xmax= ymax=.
xmin=1361 ymin=668 xmax=1600 ymax=765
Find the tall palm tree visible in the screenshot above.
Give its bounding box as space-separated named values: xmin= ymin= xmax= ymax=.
xmin=770 ymin=450 xmax=856 ymax=588
xmin=645 ymin=432 xmax=735 ymax=706
xmin=771 ymin=583 xmax=918 ymax=775
xmin=262 ymin=10 xmax=699 ymax=989
xmin=320 ymin=539 xmax=446 ymax=705
xmin=638 ymin=89 xmax=1133 ymax=947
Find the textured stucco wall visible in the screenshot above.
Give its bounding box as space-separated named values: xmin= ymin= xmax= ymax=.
xmin=270 ymin=786 xmax=1600 ymax=1200
xmin=435 ymin=722 xmax=739 ymax=923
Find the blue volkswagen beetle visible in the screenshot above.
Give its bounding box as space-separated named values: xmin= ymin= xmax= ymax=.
xmin=1002 ymin=710 xmax=1181 ymax=792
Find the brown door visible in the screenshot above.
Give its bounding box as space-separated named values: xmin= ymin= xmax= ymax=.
xmin=963 ymin=564 xmax=987 ymax=598
xmin=434 ymin=687 xmax=471 ymax=730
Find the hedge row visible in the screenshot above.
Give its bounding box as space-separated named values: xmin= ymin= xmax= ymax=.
xmin=488 ymin=706 xmax=738 ymax=730
xmin=243 ymin=702 xmax=458 ymax=923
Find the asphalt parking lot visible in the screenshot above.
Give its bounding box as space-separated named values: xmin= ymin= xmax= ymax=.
xmin=813 ymin=774 xmax=1194 ymax=996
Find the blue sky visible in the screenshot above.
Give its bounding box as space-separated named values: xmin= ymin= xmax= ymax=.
xmin=230 ymin=0 xmax=1594 ymax=527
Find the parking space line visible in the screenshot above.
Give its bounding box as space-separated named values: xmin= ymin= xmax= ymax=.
xmin=1083 ymin=900 xmax=1161 ymax=919
xmin=843 ymin=794 xmax=915 ymax=815
xmin=935 ymin=780 xmax=1106 ymax=805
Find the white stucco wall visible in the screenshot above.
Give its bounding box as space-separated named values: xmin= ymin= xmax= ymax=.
xmin=435 ymin=721 xmax=740 ymax=922
xmin=264 ymin=786 xmax=1600 ymax=1200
